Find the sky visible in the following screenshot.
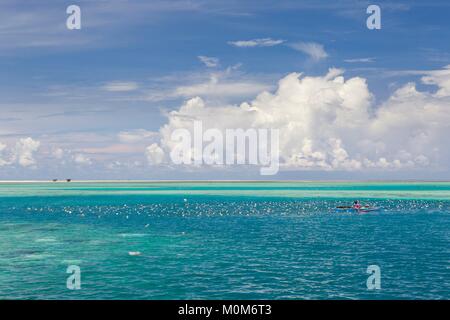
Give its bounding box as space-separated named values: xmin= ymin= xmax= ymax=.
xmin=1 ymin=0 xmax=450 ymax=180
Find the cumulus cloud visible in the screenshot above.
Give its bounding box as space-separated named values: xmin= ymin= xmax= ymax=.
xmin=421 ymin=66 xmax=450 ymax=97
xmin=228 ymin=38 xmax=285 ymax=48
xmin=149 ymin=66 xmax=450 ymax=172
xmin=14 ymin=138 xmax=41 ymax=167
xmin=198 ymin=55 xmax=219 ymax=68
xmin=0 ymin=137 xmax=41 ymax=167
xmin=289 ymin=42 xmax=328 ymax=61
xmin=146 ymin=143 xmax=164 ymax=165
xmin=0 ymin=142 xmax=8 ymax=166
xmin=102 ymin=81 xmax=139 ymax=92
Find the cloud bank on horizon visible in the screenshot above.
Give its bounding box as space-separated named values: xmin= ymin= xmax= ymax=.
xmin=149 ymin=66 xmax=450 ymax=172
xmin=2 ymin=66 xmax=450 ymax=178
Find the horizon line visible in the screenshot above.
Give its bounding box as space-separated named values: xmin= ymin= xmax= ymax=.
xmin=1 ymin=179 xmax=450 ymax=183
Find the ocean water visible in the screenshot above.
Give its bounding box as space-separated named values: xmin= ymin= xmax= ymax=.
xmin=0 ymin=182 xmax=449 ymax=300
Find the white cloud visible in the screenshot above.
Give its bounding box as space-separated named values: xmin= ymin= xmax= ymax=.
xmin=0 ymin=142 xmax=8 ymax=166
xmin=52 ymin=148 xmax=64 ymax=159
xmin=14 ymin=137 xmax=41 ymax=167
xmin=118 ymin=129 xmax=158 ymax=143
xmin=173 ymin=74 xmax=271 ymax=99
xmin=420 ymin=66 xmax=450 ymax=97
xmin=228 ymin=38 xmax=285 ymax=48
xmin=0 ymin=138 xmax=41 ymax=167
xmin=102 ymin=81 xmax=139 ymax=92
xmin=151 ymin=66 xmax=450 ymax=172
xmin=171 ymin=64 xmax=271 ymax=100
xmin=73 ymin=153 xmax=92 ymax=165
xmin=288 ymin=42 xmax=328 ymax=61
xmin=344 ymin=57 xmax=376 ymax=63
xmin=144 ymin=66 xmax=274 ymax=102
xmin=198 ymin=55 xmax=219 ymax=67
xmin=146 ymin=143 xmax=164 ymax=165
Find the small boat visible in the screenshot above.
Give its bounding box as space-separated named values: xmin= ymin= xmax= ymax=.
xmin=335 ymin=205 xmax=381 ymax=213
xmin=335 ymin=206 xmax=356 ymax=213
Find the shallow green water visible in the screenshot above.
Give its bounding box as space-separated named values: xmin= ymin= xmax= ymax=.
xmin=0 ymin=182 xmax=449 ymax=299
xmin=1 ymin=181 xmax=450 ymax=199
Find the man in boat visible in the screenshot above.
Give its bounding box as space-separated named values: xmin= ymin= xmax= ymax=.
xmin=353 ymin=200 xmax=362 ymax=210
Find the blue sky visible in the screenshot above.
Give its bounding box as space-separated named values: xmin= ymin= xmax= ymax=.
xmin=1 ymin=0 xmax=450 ymax=180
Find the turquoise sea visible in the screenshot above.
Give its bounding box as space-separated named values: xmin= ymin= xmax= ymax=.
xmin=0 ymin=181 xmax=449 ymax=299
